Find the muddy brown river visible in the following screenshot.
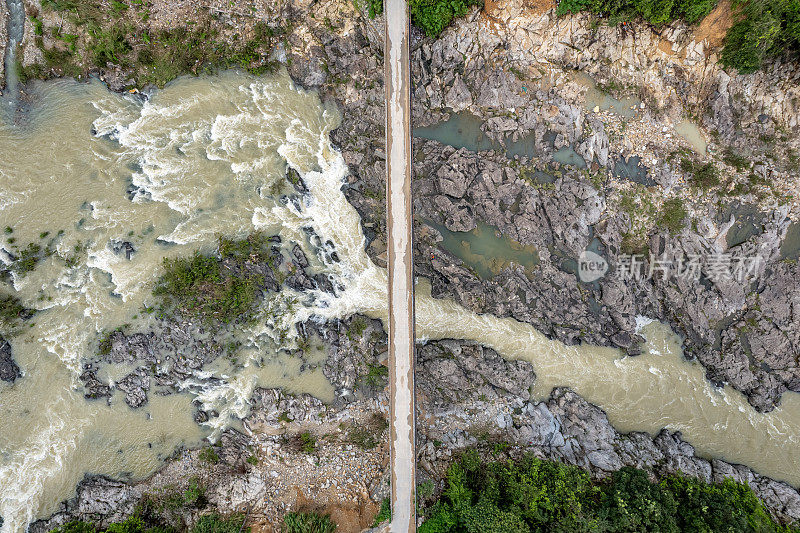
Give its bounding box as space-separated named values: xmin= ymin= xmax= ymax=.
xmin=1 ymin=70 xmax=799 ymax=532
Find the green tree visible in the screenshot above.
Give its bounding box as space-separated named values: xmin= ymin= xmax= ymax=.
xmin=599 ymin=467 xmax=679 ymax=532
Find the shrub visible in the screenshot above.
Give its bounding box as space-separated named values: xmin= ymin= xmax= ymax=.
xmin=659 ymin=198 xmax=688 ymax=234
xmin=282 ymin=511 xmax=337 ymax=533
xmin=153 ymin=235 xmax=271 ymax=325
xmin=372 ymin=499 xmax=391 ymax=527
xmin=676 ymin=0 xmax=716 ymax=23
xmin=299 ymin=432 xmax=316 ymax=454
xmin=182 ymin=477 xmax=206 ymax=508
xmin=720 ymin=0 xmax=800 ymax=74
xmin=105 ymin=517 xmax=146 ymax=533
xmin=409 ymin=0 xmax=482 ymax=37
xmin=347 ymin=413 xmax=388 ymax=449
xmin=88 ymin=24 xmax=131 ymax=68
xmin=198 ymin=446 xmax=220 ymax=464
xmin=720 ymin=17 xmax=768 ymax=74
xmin=52 ymin=521 xmax=96 ymax=533
xmin=0 ymin=293 xmax=33 ymax=328
xmin=663 ymin=475 xmax=779 ymax=532
xmin=634 ymin=0 xmax=677 ymax=25
xmin=361 ymin=363 xmax=388 ymax=389
xmin=599 ymin=467 xmax=678 ymax=532
xmin=681 ymin=158 xmax=720 ymax=190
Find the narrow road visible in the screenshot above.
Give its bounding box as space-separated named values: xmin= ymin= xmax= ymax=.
xmin=384 ymin=0 xmax=416 ymax=531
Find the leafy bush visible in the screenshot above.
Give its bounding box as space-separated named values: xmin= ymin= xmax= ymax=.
xmin=409 ymin=0 xmax=482 ymax=37
xmin=153 ymin=235 xmax=273 ymax=325
xmin=720 ymin=0 xmax=800 ymax=74
xmin=418 ymin=452 xmax=797 ymax=533
xmin=0 ymin=293 xmax=33 ymax=329
xmin=600 ymin=467 xmax=678 ymax=532
xmin=372 ymin=499 xmax=391 ymax=527
xmin=282 ymin=511 xmax=337 ymax=533
xmin=658 ymin=198 xmax=688 ymax=234
xmin=356 ymin=0 xmax=481 ymax=37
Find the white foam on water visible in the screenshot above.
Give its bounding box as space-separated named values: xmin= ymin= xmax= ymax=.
xmin=4 ymin=70 xmax=800 ymax=533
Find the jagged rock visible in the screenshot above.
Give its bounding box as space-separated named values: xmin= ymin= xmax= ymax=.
xmin=29 ymin=477 xmax=138 ymax=533
xmin=116 ymin=368 xmax=151 ymax=408
xmin=0 ymin=337 xmax=20 ymax=383
xmin=416 ymin=340 xmax=534 ymax=404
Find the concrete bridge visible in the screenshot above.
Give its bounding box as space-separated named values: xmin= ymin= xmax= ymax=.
xmin=384 ymin=0 xmax=416 ymax=530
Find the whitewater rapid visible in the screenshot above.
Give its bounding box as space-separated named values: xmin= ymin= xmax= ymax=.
xmin=1 ymin=70 xmax=800 ymax=533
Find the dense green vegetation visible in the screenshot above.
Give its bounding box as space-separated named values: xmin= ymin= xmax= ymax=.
xmin=153 ymin=234 xmax=276 ymax=325
xmin=720 ymin=0 xmax=800 ymax=73
xmin=282 ymin=511 xmax=337 ymax=533
xmin=372 ymin=499 xmax=391 ymax=527
xmin=556 ymin=0 xmax=717 ymax=25
xmin=556 ymin=0 xmax=800 ymax=73
xmin=409 ymin=0 xmax=483 ymax=37
xmin=418 ymin=451 xmax=798 ymax=533
xmin=27 ymin=1 xmax=282 ymax=87
xmin=358 ymin=0 xmax=482 ymax=37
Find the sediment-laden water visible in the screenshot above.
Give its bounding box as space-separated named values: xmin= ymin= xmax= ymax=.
xmin=1 ymin=70 xmax=800 ymax=532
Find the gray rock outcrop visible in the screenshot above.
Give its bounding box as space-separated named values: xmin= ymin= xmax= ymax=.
xmin=0 ymin=337 xmax=20 ymax=383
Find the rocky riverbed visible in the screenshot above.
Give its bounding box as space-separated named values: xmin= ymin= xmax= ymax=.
xmin=2 ymin=0 xmax=800 ymax=530
xmin=326 ymin=0 xmax=800 ymax=412
xmin=30 ymin=318 xmax=800 ymax=530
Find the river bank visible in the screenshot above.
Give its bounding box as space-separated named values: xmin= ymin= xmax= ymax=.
xmin=28 ymin=318 xmax=800 ymax=531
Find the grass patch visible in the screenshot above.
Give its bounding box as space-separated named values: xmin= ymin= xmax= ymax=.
xmin=347 ymin=413 xmax=389 ymax=449
xmin=191 ymin=513 xmax=247 ymax=533
xmin=198 ymin=446 xmax=220 ymax=464
xmin=372 ymin=498 xmax=391 ymax=527
xmin=659 ymin=198 xmax=688 ymax=235
xmin=282 ymin=511 xmax=337 ymax=533
xmin=723 ymin=149 xmax=751 ymax=171
xmin=681 ymin=158 xmax=720 ymax=191
xmin=360 ymin=363 xmax=388 ymax=390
